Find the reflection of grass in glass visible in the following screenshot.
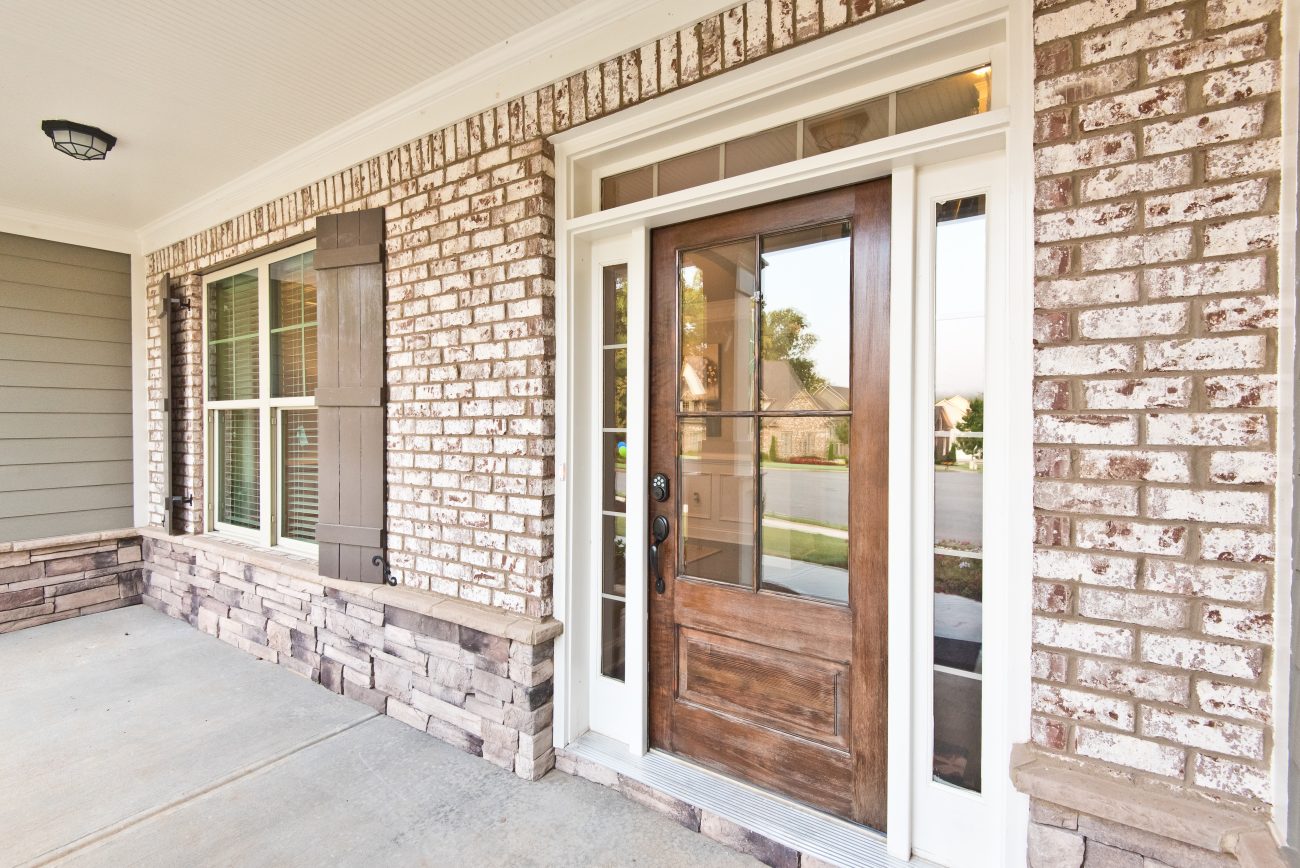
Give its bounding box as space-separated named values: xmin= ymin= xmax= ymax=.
xmin=935 ymin=553 xmax=982 ymax=601
xmin=761 ymin=460 xmax=847 ymax=472
xmin=764 ymin=513 xmax=848 ymax=532
xmin=764 ymin=527 xmax=848 ymax=569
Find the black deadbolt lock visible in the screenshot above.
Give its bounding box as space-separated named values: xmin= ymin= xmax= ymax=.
xmin=650 ymin=473 xmax=670 ymax=502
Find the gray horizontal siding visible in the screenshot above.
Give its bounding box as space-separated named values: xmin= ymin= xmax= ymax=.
xmin=0 ymin=232 xmax=132 ymax=542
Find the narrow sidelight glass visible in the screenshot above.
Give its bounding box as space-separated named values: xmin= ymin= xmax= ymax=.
xmin=600 ymin=264 xmax=630 ymax=681
xmin=931 ymin=193 xmax=987 ymax=793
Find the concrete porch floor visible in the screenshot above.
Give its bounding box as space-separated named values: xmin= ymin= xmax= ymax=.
xmin=0 ymin=606 xmax=756 ymax=867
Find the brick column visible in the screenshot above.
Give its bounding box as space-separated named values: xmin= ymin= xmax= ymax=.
xmin=1031 ymin=0 xmax=1282 ymax=809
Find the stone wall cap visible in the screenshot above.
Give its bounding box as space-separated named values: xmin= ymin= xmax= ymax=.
xmin=1010 ymin=744 xmax=1272 ymax=858
xmin=137 ymin=527 xmax=563 ymax=644
xmin=4 ymin=528 xmax=142 ymax=555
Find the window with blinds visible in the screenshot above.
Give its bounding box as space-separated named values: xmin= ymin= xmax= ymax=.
xmin=218 ymin=409 xmax=260 ymax=528
xmin=204 ymin=240 xmax=318 ymax=551
xmin=281 ymin=408 xmax=318 ymax=542
xmin=208 ymin=270 xmax=259 ymax=401
xmin=271 ymin=252 xmax=317 ymax=398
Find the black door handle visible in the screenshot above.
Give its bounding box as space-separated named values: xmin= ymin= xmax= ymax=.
xmin=650 ymin=514 xmax=670 ymax=594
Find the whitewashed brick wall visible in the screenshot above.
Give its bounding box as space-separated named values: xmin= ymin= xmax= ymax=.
xmin=1031 ymin=0 xmax=1283 ymax=807
xmin=144 ymin=0 xmax=927 ymax=619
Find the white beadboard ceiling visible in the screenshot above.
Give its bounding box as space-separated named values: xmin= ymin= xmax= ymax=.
xmin=0 ymin=0 xmax=606 ymax=238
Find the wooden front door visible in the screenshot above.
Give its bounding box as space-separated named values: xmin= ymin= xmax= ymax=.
xmin=648 ymin=181 xmax=890 ymax=829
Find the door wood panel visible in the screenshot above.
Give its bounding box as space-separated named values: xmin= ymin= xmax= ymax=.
xmin=648 ymin=180 xmax=891 ymax=831
xmin=678 ymin=626 xmax=849 ymax=748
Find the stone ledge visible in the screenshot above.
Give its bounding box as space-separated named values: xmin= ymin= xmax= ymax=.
xmin=1 ymin=528 xmax=142 ymax=555
xmin=1011 ymin=744 xmax=1285 ymax=867
xmin=136 ymin=527 xmax=562 ymax=645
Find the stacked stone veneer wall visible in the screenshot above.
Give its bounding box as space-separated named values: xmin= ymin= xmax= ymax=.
xmin=144 ymin=0 xmax=925 ymax=619
xmin=0 ymin=530 xmax=143 ymax=634
xmin=1030 ymin=0 xmax=1285 ymax=818
xmin=140 ymin=533 xmax=559 ymax=779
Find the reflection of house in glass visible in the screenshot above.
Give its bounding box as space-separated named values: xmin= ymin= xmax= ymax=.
xmin=933 ymin=395 xmax=969 ymax=460
xmin=758 ymin=360 xmax=848 ymax=462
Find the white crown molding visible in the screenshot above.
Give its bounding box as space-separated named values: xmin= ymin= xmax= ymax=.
xmin=137 ymin=0 xmax=731 ymax=255
xmin=0 ymin=203 xmax=137 ymax=253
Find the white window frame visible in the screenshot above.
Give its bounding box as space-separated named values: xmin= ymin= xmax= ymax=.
xmin=201 ymin=238 xmax=318 ymax=557
xmin=552 ymin=0 xmax=1035 ymax=864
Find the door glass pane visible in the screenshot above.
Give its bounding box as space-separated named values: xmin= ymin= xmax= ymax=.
xmin=759 ymin=223 xmax=851 ymax=403
xmin=601 ymin=598 xmax=627 ymax=680
xmin=601 ymin=166 xmax=654 ymax=210
xmin=804 ymin=97 xmax=888 ymax=156
xmin=208 ymin=269 xmax=259 ymax=401
xmin=897 ymin=67 xmax=992 ymax=134
xmin=725 ymin=124 xmax=797 ymax=178
xmin=601 ymin=432 xmax=627 ymax=512
xmin=603 ymin=348 xmax=628 ymax=429
xmin=601 ymin=514 xmax=627 ymax=597
xmin=934 ymin=670 xmax=982 ymax=791
xmin=679 ymin=417 xmax=754 ymax=588
xmin=603 ymin=265 xmax=629 ymax=344
xmin=271 ymin=251 xmax=317 ymax=398
xmin=679 ymin=240 xmax=757 ymax=412
xmin=218 ymin=409 xmax=260 ymax=529
xmin=759 ymin=417 xmax=849 ymax=603
xmin=659 ymin=145 xmax=720 ymax=195
xmin=932 ymin=193 xmax=987 ymax=794
xmin=281 ymin=408 xmax=318 ymax=543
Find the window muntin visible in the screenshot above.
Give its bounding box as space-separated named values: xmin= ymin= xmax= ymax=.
xmin=930 ymin=194 xmax=987 ymax=794
xmin=205 ymin=242 xmax=317 ymax=550
xmin=600 ymin=66 xmax=991 ymax=210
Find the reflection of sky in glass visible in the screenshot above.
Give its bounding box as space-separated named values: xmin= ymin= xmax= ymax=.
xmin=760 ymin=237 xmax=850 ymax=389
xmin=935 ymin=214 xmax=986 ymax=400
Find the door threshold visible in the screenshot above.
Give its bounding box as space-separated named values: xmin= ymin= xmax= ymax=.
xmin=564 ymin=731 xmax=931 ymax=868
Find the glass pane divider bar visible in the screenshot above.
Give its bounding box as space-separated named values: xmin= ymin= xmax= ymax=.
xmin=933 ymin=665 xmax=983 ymax=682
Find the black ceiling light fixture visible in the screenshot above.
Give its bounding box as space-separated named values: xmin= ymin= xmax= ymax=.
xmin=41 ymin=119 xmax=117 ymax=161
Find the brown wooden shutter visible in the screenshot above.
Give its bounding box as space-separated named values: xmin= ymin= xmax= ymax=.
xmin=314 ymin=209 xmax=386 ymax=582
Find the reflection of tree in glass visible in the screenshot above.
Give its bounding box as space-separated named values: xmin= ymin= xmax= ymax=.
xmin=680 ymin=267 xmax=705 ymax=346
xmin=956 ymin=397 xmax=983 ymax=460
xmin=761 ymin=305 xmax=825 ymax=393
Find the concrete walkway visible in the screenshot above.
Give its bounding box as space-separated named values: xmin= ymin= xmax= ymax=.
xmin=0 ymin=607 xmax=756 ymax=867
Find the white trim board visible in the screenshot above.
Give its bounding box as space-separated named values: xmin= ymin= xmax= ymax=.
xmin=0 ymin=203 xmax=136 ymax=254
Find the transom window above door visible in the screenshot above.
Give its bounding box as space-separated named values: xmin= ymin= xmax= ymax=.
xmin=203 ymin=240 xmax=318 ymax=553
xmin=601 ymin=66 xmax=990 ymax=211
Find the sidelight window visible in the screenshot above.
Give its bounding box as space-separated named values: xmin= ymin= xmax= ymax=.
xmin=204 ymin=242 xmax=318 ymax=552
xmin=600 ymin=264 xmax=630 ymax=680
xmin=930 ymin=195 xmax=987 ymax=793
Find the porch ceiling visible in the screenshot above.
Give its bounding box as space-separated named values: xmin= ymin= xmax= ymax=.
xmin=0 ymin=0 xmax=596 ymax=235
